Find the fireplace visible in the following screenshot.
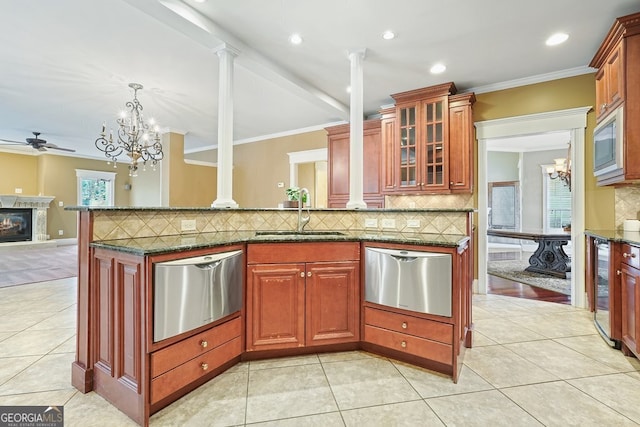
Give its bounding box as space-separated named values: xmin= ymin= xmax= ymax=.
xmin=0 ymin=195 xmax=54 ymax=244
xmin=0 ymin=208 xmax=32 ymax=243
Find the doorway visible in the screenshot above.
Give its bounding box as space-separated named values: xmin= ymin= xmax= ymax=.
xmin=475 ymin=107 xmax=590 ymax=308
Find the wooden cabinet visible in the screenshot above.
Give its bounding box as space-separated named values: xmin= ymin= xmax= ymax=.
xmin=246 ymin=242 xmax=360 ymax=351
xmin=594 ymin=44 xmax=623 ymax=120
xmin=92 ymin=248 xmax=147 ymax=425
xmin=361 ymin=241 xmax=472 ymax=383
xmin=590 ymin=12 xmax=640 ymax=185
xmin=89 ymin=245 xmax=244 ymax=426
xmin=150 ymin=317 xmax=242 ymax=405
xmin=620 ymin=242 xmax=640 ymax=358
xmin=364 ymin=307 xmax=453 ymax=366
xmin=326 ymin=119 xmax=384 ymax=208
xmin=381 ymin=82 xmax=475 ymax=194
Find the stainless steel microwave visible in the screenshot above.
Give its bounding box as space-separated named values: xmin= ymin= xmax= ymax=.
xmin=594 ymin=106 xmax=624 ymax=176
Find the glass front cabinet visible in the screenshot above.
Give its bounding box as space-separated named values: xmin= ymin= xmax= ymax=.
xmin=381 ymin=82 xmax=475 ymax=194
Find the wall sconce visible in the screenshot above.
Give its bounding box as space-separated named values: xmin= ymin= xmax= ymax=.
xmin=546 ymin=142 xmax=571 ymax=191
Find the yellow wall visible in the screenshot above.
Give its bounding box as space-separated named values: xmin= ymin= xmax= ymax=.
xmin=474 ymin=73 xmax=614 ymax=229
xmin=0 ymin=152 xmax=39 ymax=195
xmin=166 ymin=133 xmax=217 ymax=207
xmin=231 ymin=130 xmax=327 ymax=207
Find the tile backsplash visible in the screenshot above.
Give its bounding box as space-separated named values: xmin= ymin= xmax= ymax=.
xmin=615 ymin=186 xmax=640 ymax=229
xmin=91 ymin=209 xmax=471 ymax=241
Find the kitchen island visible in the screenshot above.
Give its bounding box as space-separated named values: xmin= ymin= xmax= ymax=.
xmin=67 ymin=206 xmax=474 ymax=426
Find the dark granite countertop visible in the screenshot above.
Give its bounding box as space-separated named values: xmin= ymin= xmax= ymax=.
xmin=90 ymin=230 xmax=470 ymax=256
xmin=585 ymin=229 xmax=640 ymax=246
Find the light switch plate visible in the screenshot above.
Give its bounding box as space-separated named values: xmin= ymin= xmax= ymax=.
xmin=181 ymin=219 xmax=197 ymax=231
xmin=364 ymin=218 xmax=378 ymax=228
xmin=381 ymin=218 xmax=396 ymax=228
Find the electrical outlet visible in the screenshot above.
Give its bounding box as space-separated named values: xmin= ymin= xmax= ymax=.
xmin=381 ymin=218 xmax=396 ymax=229
xmin=58 ymin=201 xmax=64 ymax=207
xmin=181 ymin=219 xmax=197 ymax=231
xmin=58 ymin=230 xmax=64 ymax=236
xmin=15 ymin=188 xmax=22 ymax=194
xmin=364 ymin=218 xmax=378 ymax=228
xmin=407 ymin=219 xmax=421 ymax=228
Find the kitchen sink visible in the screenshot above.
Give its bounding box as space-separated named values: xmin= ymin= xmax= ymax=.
xmin=254 ymin=230 xmax=345 ymax=237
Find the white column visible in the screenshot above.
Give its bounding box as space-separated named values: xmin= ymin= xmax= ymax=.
xmin=346 ymin=48 xmax=367 ymax=209
xmin=212 ymin=44 xmax=239 ymax=208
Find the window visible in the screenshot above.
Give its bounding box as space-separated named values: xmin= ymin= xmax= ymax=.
xmin=542 ymin=166 xmax=571 ymax=231
xmin=488 ymin=181 xmax=520 ymax=230
xmin=76 ymin=169 xmax=116 ymax=206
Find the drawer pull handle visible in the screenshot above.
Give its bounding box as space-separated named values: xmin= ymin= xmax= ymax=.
xmin=623 ymin=252 xmax=637 ymax=259
xmin=201 ymin=362 xmax=209 ymax=371
xmin=200 ymin=340 xmax=208 ymax=348
xmin=401 ymin=341 xmax=407 ymax=348
xmin=401 ymin=322 xmax=408 ymax=329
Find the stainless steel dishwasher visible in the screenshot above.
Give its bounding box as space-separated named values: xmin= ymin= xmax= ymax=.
xmin=153 ymin=250 xmax=242 ymax=342
xmin=365 ymin=247 xmax=452 ymax=317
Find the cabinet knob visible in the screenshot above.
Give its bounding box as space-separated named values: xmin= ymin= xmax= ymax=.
xmin=201 ymin=362 xmax=208 ymax=371
xmin=307 ymin=271 xmax=312 ymax=277
xmin=623 ymin=253 xmax=636 ymax=259
xmin=601 ymin=103 xmax=608 ymax=112
xmin=401 ymin=341 xmax=407 ymax=348
xmin=200 ymin=340 xmax=208 ymax=348
xmin=617 ymin=270 xmax=622 ymax=276
xmin=401 ymin=322 xmax=408 ymax=329
xmin=300 ymin=272 xmax=305 ymax=278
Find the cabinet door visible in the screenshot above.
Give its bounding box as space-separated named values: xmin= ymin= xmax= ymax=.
xmin=247 ymin=263 xmax=305 ymax=351
xmin=381 ymin=114 xmax=397 ymax=192
xmin=306 ymin=261 xmax=360 ymax=346
xmin=448 ymin=97 xmax=473 ymax=193
xmin=596 ymin=43 xmax=624 ymax=120
xmin=327 ymin=133 xmax=350 ymax=201
xmin=620 ymin=263 xmax=640 ymax=356
xmin=421 ymin=97 xmax=448 ymax=192
xmin=396 ymin=103 xmax=420 ymax=191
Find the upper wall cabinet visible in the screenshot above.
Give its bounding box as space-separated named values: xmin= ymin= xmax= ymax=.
xmin=326 ymin=119 xmax=384 ymax=208
xmin=380 ymin=82 xmax=476 ymax=195
xmin=590 ymin=11 xmax=640 ymax=185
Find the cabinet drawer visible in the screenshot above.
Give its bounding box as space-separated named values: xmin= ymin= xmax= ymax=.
xmin=364 ymin=306 xmax=452 ymax=344
xmin=248 ymin=242 xmax=360 ymax=264
xmin=151 ymin=316 xmax=242 ymax=378
xmin=150 ymin=336 xmax=241 ymax=405
xmin=621 ymin=244 xmax=640 ymax=269
xmin=364 ymin=325 xmax=452 ymax=366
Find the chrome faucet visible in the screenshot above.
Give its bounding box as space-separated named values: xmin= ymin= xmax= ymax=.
xmin=297 ymin=188 xmax=311 ymax=232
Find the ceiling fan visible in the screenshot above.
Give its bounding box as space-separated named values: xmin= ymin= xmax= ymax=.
xmin=0 ymin=132 xmax=75 ymax=152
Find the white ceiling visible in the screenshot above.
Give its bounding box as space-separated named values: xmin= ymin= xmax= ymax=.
xmin=0 ymin=0 xmax=638 ymax=159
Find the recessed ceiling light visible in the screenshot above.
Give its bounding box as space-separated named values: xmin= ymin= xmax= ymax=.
xmin=289 ymin=33 xmax=303 ymax=45
xmin=430 ymin=63 xmax=446 ymax=74
xmin=546 ymin=32 xmax=569 ymax=46
xmin=382 ymin=30 xmax=395 ymax=40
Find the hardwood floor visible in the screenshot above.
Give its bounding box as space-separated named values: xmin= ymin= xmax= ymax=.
xmin=487 ymin=273 xmax=571 ymax=305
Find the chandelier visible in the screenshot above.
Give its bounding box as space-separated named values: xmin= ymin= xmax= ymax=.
xmin=547 ymin=142 xmax=571 ymax=191
xmin=95 ymin=83 xmax=163 ymax=177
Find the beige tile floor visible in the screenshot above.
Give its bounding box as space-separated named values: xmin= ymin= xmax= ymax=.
xmin=1 ymin=277 xmax=640 ymax=426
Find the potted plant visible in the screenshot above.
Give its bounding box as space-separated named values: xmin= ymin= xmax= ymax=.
xmin=284 ymin=186 xmax=307 ymax=208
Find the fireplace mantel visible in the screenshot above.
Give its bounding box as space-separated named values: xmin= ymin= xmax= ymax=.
xmin=0 ymin=195 xmax=55 ymax=208
xmin=0 ymin=195 xmax=55 ymax=242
